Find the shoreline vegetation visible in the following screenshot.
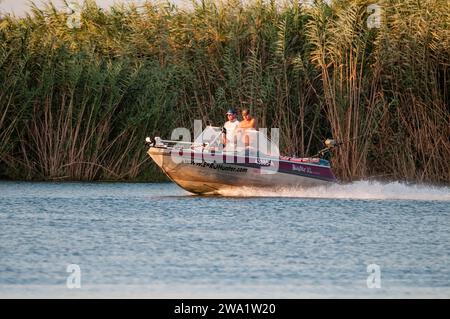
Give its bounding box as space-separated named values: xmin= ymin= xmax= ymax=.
xmin=0 ymin=0 xmax=449 ymax=183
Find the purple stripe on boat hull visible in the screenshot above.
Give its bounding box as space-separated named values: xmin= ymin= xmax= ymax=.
xmin=171 ymin=149 xmax=336 ymax=182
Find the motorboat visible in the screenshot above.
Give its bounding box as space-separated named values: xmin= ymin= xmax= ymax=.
xmin=145 ymin=126 xmax=337 ymax=195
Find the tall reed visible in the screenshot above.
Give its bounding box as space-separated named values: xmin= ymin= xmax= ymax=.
xmin=0 ymin=0 xmax=448 ymax=183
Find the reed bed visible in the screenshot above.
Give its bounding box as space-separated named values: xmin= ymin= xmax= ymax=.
xmin=0 ymin=0 xmax=448 ymax=183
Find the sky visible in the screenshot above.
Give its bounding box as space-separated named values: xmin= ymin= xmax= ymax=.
xmin=0 ymin=0 xmax=308 ymax=16
xmin=0 ymin=0 xmax=194 ymax=16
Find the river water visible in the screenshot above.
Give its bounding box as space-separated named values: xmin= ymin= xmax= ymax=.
xmin=0 ymin=181 xmax=449 ymax=298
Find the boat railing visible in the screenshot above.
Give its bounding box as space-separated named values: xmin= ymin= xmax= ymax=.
xmin=153 ymin=137 xmax=206 ymax=149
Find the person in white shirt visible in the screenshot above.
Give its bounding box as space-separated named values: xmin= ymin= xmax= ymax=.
xmin=222 ymin=108 xmax=240 ymax=149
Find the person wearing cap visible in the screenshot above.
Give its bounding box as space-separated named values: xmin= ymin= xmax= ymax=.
xmin=222 ymin=108 xmax=240 ymax=149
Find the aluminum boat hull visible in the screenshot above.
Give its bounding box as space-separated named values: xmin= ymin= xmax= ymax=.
xmin=148 ymin=147 xmax=336 ymax=195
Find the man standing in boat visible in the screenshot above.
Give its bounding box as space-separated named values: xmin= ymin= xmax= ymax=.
xmin=222 ymin=108 xmax=240 ymax=150
xmin=238 ymin=109 xmax=257 ymax=130
xmin=236 ymin=109 xmax=257 ymax=149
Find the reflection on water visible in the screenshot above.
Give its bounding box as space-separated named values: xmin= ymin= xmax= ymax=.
xmin=0 ymin=181 xmax=449 ymax=298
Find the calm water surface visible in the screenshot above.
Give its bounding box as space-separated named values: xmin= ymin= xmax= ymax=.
xmin=0 ymin=181 xmax=449 ymax=298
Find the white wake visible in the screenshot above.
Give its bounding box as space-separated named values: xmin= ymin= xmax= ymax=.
xmin=217 ymin=180 xmax=450 ymax=201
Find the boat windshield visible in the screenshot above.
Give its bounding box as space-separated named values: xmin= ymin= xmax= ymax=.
xmin=194 ymin=126 xmax=223 ymax=148
xmin=193 ymin=126 xmax=279 ymax=157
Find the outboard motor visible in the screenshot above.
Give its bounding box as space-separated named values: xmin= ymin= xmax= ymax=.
xmin=324 ymin=139 xmax=337 ymax=149
xmin=314 ymin=138 xmax=340 ymax=158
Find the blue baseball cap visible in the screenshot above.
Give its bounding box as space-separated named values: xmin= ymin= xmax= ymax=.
xmin=226 ymin=108 xmax=237 ymax=115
